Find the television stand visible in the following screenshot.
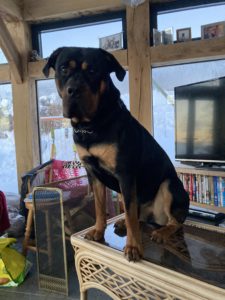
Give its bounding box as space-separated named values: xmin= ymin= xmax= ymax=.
xmin=179 ymin=161 xmax=225 ymax=171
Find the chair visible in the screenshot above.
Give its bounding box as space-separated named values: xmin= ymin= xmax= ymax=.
xmin=21 ymin=159 xmax=95 ymax=256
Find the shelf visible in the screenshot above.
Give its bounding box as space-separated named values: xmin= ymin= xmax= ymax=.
xmin=190 ymin=202 xmax=225 ymax=213
xmin=176 ymin=168 xmax=225 ymax=212
xmin=150 ymin=37 xmax=225 ymax=67
xmin=176 ymin=166 xmax=225 ymax=177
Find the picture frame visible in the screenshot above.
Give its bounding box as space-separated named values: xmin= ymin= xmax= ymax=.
xmin=201 ymin=21 xmax=225 ymax=39
xmin=99 ymin=32 xmax=123 ymax=51
xmin=162 ymin=27 xmax=173 ymax=45
xmin=153 ymin=28 xmax=162 ymax=46
xmin=176 ymin=28 xmax=192 ymax=42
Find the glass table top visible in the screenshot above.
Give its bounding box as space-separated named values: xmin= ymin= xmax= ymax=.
xmin=90 ymin=220 xmax=225 ymax=290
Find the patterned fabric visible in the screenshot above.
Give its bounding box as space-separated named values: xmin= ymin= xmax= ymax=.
xmin=45 ymin=159 xmax=85 ymax=183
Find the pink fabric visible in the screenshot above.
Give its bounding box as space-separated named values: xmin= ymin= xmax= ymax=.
xmin=0 ymin=191 xmax=10 ymax=232
xmin=45 ymin=159 xmax=82 ymax=183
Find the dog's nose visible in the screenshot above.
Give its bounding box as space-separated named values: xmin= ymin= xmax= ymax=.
xmin=67 ymin=86 xmax=76 ymax=96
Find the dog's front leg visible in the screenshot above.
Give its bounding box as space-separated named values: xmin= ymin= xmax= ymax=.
xmin=120 ymin=182 xmax=143 ymax=261
xmin=85 ymin=178 xmax=107 ymax=241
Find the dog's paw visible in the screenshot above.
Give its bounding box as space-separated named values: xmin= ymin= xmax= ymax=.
xmin=151 ymin=229 xmax=170 ymax=244
xmin=124 ymin=244 xmax=143 ymax=262
xmin=84 ymin=228 xmax=105 ymax=242
xmin=114 ymin=219 xmax=127 ymax=237
xmin=114 ymin=218 xmax=126 ymax=230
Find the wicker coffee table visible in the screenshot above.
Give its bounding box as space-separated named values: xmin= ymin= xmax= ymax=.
xmin=71 ymin=214 xmax=225 ymax=300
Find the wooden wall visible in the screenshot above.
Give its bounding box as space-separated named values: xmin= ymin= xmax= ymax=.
xmin=1 ymin=0 xmax=225 ymax=191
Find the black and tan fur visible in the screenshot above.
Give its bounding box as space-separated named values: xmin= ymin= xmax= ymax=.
xmin=43 ymin=47 xmax=190 ymax=261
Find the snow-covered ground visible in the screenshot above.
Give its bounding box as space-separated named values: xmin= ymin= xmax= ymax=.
xmin=0 ymin=131 xmax=18 ymax=193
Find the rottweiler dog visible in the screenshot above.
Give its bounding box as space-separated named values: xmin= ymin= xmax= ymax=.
xmin=43 ymin=47 xmax=189 ymax=261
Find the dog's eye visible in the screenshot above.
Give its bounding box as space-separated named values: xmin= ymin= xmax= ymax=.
xmin=60 ymin=66 xmax=69 ymax=75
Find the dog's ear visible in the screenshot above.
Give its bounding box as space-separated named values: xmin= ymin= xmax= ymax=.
xmin=42 ymin=47 xmax=65 ymax=77
xmin=100 ymin=49 xmax=126 ymax=81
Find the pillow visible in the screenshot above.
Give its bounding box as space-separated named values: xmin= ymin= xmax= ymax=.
xmin=45 ymin=159 xmax=85 ymax=183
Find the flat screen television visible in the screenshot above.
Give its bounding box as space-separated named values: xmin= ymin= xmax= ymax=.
xmin=174 ymin=76 xmax=225 ymax=166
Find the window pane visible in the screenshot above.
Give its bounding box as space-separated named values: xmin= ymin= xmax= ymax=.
xmin=41 ymin=21 xmax=122 ymax=58
xmin=111 ymin=72 xmax=130 ymax=110
xmin=0 ymin=48 xmax=7 ymax=64
xmin=157 ymin=3 xmax=225 ymax=40
xmin=0 ymin=83 xmax=18 ymax=193
xmin=37 ymin=72 xmax=129 ymax=162
xmin=152 ymin=60 xmax=225 ymax=163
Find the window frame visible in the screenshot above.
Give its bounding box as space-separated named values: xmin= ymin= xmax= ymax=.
xmin=150 ymin=0 xmax=225 ymax=45
xmin=31 ymin=11 xmax=127 ymax=57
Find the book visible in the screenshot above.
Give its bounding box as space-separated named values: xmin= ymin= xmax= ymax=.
xmin=222 ymin=178 xmax=225 ymax=207
xmin=208 ymin=176 xmax=214 ymax=205
xmin=213 ymin=176 xmax=218 ymax=207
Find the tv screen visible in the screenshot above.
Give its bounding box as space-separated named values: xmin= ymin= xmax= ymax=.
xmin=175 ymin=76 xmax=225 ymax=165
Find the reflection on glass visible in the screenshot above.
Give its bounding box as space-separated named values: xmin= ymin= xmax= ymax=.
xmin=194 ymin=100 xmax=213 ymax=155
xmin=0 ymin=84 xmax=18 ymax=193
xmin=37 ymin=73 xmax=129 ymax=162
xmin=175 ymin=99 xmax=188 ymax=156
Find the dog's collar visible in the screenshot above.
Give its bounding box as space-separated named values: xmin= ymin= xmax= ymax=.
xmin=73 ymin=128 xmax=93 ymax=135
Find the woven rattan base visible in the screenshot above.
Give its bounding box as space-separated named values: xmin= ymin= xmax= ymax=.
xmin=71 ymin=215 xmax=225 ymax=300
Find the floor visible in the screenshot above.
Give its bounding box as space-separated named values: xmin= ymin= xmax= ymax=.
xmin=0 ymin=240 xmax=111 ymax=300
xmin=1 ymin=193 xmax=111 ymax=299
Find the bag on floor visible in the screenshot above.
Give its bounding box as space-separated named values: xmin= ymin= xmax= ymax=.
xmin=0 ymin=238 xmax=32 ymax=287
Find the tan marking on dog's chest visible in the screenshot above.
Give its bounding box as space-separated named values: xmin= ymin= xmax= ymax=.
xmin=76 ymin=144 xmax=89 ymax=160
xmin=76 ymin=143 xmax=117 ymax=171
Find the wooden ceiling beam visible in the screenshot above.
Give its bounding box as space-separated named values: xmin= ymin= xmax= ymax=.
xmin=0 ymin=18 xmax=22 ymax=83
xmin=0 ymin=0 xmax=23 ymax=21
xmin=23 ymin=0 xmax=125 ymax=22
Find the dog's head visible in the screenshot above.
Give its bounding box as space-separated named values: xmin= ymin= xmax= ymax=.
xmin=43 ymin=47 xmax=126 ymax=122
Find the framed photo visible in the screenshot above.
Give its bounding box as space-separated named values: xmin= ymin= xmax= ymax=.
xmin=153 ymin=28 xmax=162 ymax=46
xmin=162 ymin=27 xmax=173 ymax=45
xmin=99 ymin=32 xmax=123 ymax=51
xmin=201 ymin=22 xmax=225 ymax=39
xmin=176 ymin=28 xmax=192 ymax=42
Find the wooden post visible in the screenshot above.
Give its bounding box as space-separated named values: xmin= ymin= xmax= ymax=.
xmin=0 ymin=18 xmax=22 ymax=83
xmin=126 ymin=1 xmax=152 ymax=132
xmin=7 ymin=21 xmax=40 ymax=189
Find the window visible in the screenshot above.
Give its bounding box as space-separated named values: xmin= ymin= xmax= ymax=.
xmin=151 ymin=0 xmax=225 ymax=43
xmin=0 ymin=83 xmax=18 ymax=193
xmin=37 ymin=72 xmax=129 ymax=162
xmin=0 ymin=48 xmax=7 ymax=64
xmin=32 ymin=12 xmax=126 ymax=58
xmin=152 ymin=59 xmax=225 ymax=163
xmin=34 ymin=11 xmax=128 ymax=162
